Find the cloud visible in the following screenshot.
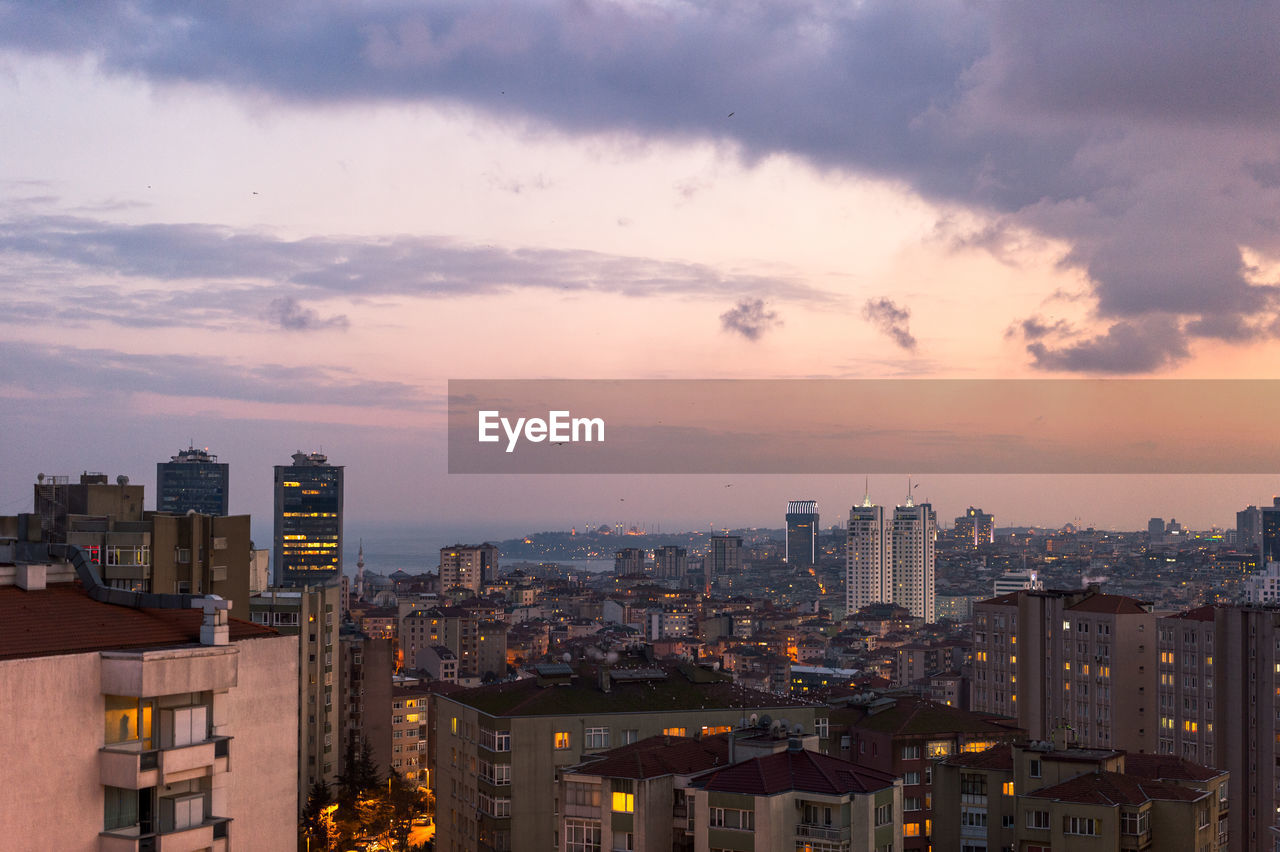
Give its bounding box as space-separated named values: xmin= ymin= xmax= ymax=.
xmin=268 ymin=296 xmax=349 ymax=331
xmin=1026 ymin=318 xmax=1189 ymax=374
xmin=0 ymin=215 xmax=836 ymax=318
xmin=862 ymin=298 xmax=917 ymax=351
xmin=720 ymin=298 xmax=781 ymax=341
xmin=1004 ymin=315 xmax=1072 ymax=341
xmin=6 ymin=3 xmax=1280 ymax=368
xmin=0 ymin=341 xmax=432 ymax=410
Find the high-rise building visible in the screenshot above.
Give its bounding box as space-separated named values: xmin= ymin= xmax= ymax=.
xmin=705 ymin=535 xmax=743 ymax=577
xmin=273 ymin=451 xmax=343 ymax=587
xmin=890 ymin=501 xmax=936 ymax=623
xmin=847 ymin=497 xmax=886 ymax=613
xmin=156 ymin=445 xmax=229 ymax=516
xmin=1148 ymin=517 xmax=1165 ymax=544
xmin=1260 ymin=498 xmax=1280 ymax=566
xmin=654 ymin=545 xmax=687 ymax=579
xmin=785 ymin=499 xmax=819 ymax=566
xmin=954 ymin=506 xmax=994 ymax=547
xmin=439 ymin=543 xmax=499 ymax=594
xmin=972 ymin=589 xmax=1157 ymax=752
xmin=612 ymin=547 xmax=645 ymax=576
xmin=250 ymin=583 xmax=343 ymax=799
xmin=1238 ymin=504 xmax=1263 ymax=551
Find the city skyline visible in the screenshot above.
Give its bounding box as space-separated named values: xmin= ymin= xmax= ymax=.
xmin=4 ymin=4 xmax=1280 ymax=539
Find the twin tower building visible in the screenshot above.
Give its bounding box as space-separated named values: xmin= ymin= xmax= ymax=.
xmin=845 ymin=491 xmax=937 ymax=623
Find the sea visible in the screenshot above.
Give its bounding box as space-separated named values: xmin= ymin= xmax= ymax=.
xmin=335 ymin=524 xmax=614 ymax=578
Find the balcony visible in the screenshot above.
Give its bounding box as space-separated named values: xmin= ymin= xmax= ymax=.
xmin=796 ymin=823 xmax=850 ymax=844
xmin=100 ymin=737 xmax=231 ymax=788
xmin=99 ymin=817 xmax=229 ymax=852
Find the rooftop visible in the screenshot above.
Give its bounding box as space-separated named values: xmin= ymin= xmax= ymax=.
xmin=1026 ymin=770 xmax=1204 ymax=806
xmin=695 ymin=747 xmax=896 ymax=796
xmin=447 ymin=664 xmax=815 ymax=717
xmin=1067 ymin=593 xmax=1152 ymax=615
xmin=1123 ymin=752 xmax=1223 ymax=782
xmin=832 ymin=696 xmax=1017 ymax=738
xmin=0 ymin=583 xmax=275 ymax=660
xmin=572 ymin=735 xmax=730 ymax=780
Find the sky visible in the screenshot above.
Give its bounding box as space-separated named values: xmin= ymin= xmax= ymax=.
xmin=2 ymin=1 xmax=1280 ymax=538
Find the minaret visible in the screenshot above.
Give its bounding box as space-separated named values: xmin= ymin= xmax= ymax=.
xmin=356 ymin=539 xmax=365 ymax=601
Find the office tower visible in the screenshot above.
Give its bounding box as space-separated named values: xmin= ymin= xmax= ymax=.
xmin=705 ymin=535 xmax=743 ymax=577
xmin=1238 ymin=504 xmax=1262 ymax=550
xmin=440 ymin=543 xmax=499 ymax=594
xmin=156 ymin=445 xmax=229 ymax=516
xmin=1261 ymin=498 xmax=1280 ymax=565
xmin=785 ymin=499 xmax=819 ymax=566
xmin=0 ymin=545 xmax=298 ymax=849
xmin=890 ymin=500 xmax=936 ymax=623
xmin=847 ymin=497 xmax=887 ymax=613
xmin=1148 ymin=517 xmax=1165 ymax=544
xmin=612 ymin=547 xmax=645 ymax=576
xmin=273 ymin=451 xmax=343 ymax=587
xmin=654 ymin=545 xmax=687 ymax=579
xmin=954 ymin=506 xmax=994 ymax=547
xmin=992 ymin=568 xmax=1043 ymax=597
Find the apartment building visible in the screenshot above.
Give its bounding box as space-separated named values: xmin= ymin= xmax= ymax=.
xmin=432 ymin=662 xmax=822 ymax=852
xmin=0 ymin=542 xmax=297 ymax=850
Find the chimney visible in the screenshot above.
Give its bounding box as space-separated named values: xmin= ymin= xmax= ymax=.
xmin=193 ymin=596 xmax=232 ymax=646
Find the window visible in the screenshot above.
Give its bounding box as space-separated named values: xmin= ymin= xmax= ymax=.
xmin=1064 ymin=815 xmax=1098 ymax=835
xmin=611 ymin=779 xmax=634 ymax=813
xmin=1026 ymin=810 xmax=1050 ymax=830
xmin=564 ymin=781 xmax=601 ymax=808
xmin=1121 ymin=810 xmax=1149 ymax=835
xmin=709 ymin=807 xmax=753 ymax=830
xmin=960 ymin=808 xmax=988 ymax=828
xmin=902 ymin=745 xmax=921 ymax=760
xmin=903 ymin=822 xmax=921 ymax=836
xmin=663 ymin=727 xmax=687 ymax=737
xmin=104 ymin=695 xmax=154 ymax=749
xmin=585 ymin=727 xmax=609 ymax=749
xmin=1001 ymin=814 xmax=1014 ymax=829
xmin=960 ymin=774 xmax=988 ymax=797
xmin=1001 ymin=781 xmax=1015 ymax=796
xmin=926 ymin=740 xmax=954 ymax=758
xmin=622 ymin=729 xmax=639 ymax=745
xmin=554 ymin=731 xmax=571 ymax=750
xmin=563 ymin=817 xmax=601 ymax=852
xmin=874 ymin=802 xmax=893 ymax=827
xmin=904 ymin=797 xmax=921 ymax=811
xmin=903 ymin=771 xmax=921 ymax=786
xmin=1029 ymin=758 xmax=1042 ymax=778
xmin=815 ymin=717 xmax=829 ymax=738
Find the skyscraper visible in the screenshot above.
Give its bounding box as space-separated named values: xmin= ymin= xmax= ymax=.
xmin=156 ymin=445 xmax=229 ymax=516
xmin=954 ymin=506 xmax=994 ymax=547
xmin=440 ymin=543 xmax=499 ymax=594
xmin=1237 ymin=504 xmax=1262 ymax=551
xmin=890 ymin=500 xmax=936 ymax=623
xmin=705 ymin=535 xmax=743 ymax=577
xmin=1260 ymin=498 xmax=1280 ymax=565
xmin=785 ymin=499 xmax=819 ymax=566
xmin=846 ymin=496 xmax=886 ymax=613
xmin=654 ymin=545 xmax=688 ymax=579
xmin=273 ymin=451 xmax=343 ymax=586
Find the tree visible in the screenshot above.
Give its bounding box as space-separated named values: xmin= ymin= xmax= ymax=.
xmin=383 ymin=769 xmax=429 ymax=851
xmin=300 ymin=780 xmax=335 ymax=851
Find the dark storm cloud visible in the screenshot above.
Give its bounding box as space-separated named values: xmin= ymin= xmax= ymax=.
xmin=0 ymin=216 xmax=829 ymax=314
xmin=719 ymin=298 xmax=780 ymax=341
xmin=862 ymin=298 xmax=916 ymax=351
xmin=0 ymin=341 xmax=432 ymax=409
xmin=1026 ymin=318 xmax=1188 ymax=374
xmin=5 ymin=2 xmax=1280 ymax=370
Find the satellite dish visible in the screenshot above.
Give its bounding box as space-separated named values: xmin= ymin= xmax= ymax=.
xmin=117 ymin=475 xmax=129 ymax=486
xmin=792 ymin=724 xmax=804 ymax=735
xmin=562 ymin=652 xmax=571 ymax=663
xmin=36 ymin=473 xmax=44 ymax=483
xmin=758 ymin=714 xmax=772 ymax=729
xmin=749 ymin=713 xmax=759 ymax=726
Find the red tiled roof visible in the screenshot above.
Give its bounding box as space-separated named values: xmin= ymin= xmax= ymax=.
xmin=945 ymin=743 xmax=1014 ymax=770
xmin=1067 ymin=594 xmax=1150 ymax=615
xmin=696 ymin=747 xmax=896 ymax=796
xmin=0 ymin=583 xmax=276 ymax=660
xmin=1165 ymin=604 xmax=1217 ymax=623
xmin=574 ymin=735 xmax=729 ymax=780
xmin=1026 ymin=770 xmax=1203 ymax=805
xmin=1123 ymin=752 xmax=1222 ymax=782
xmin=978 ymin=592 xmax=1020 ymax=607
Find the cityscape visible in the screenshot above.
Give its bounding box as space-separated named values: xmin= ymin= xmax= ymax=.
xmin=4 ymin=2 xmax=1280 ymax=852
xmin=2 ymin=451 xmax=1279 ymax=850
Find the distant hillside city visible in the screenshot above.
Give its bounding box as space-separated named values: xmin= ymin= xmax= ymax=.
xmin=1 ymin=449 xmax=1275 ymax=851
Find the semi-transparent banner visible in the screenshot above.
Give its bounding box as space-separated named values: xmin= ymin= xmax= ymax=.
xmin=448 ymin=379 xmax=1280 ymax=474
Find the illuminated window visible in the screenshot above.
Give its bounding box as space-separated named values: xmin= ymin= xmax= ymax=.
xmin=662 ymin=727 xmax=686 ymax=737
xmin=451 ymin=717 xmax=458 ymax=735
xmin=904 ymin=822 xmax=921 ymax=836
xmin=1002 ymin=781 xmax=1015 ymax=796
xmin=611 ymin=779 xmax=634 ymax=813
xmin=555 ymin=731 xmax=571 ymax=749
